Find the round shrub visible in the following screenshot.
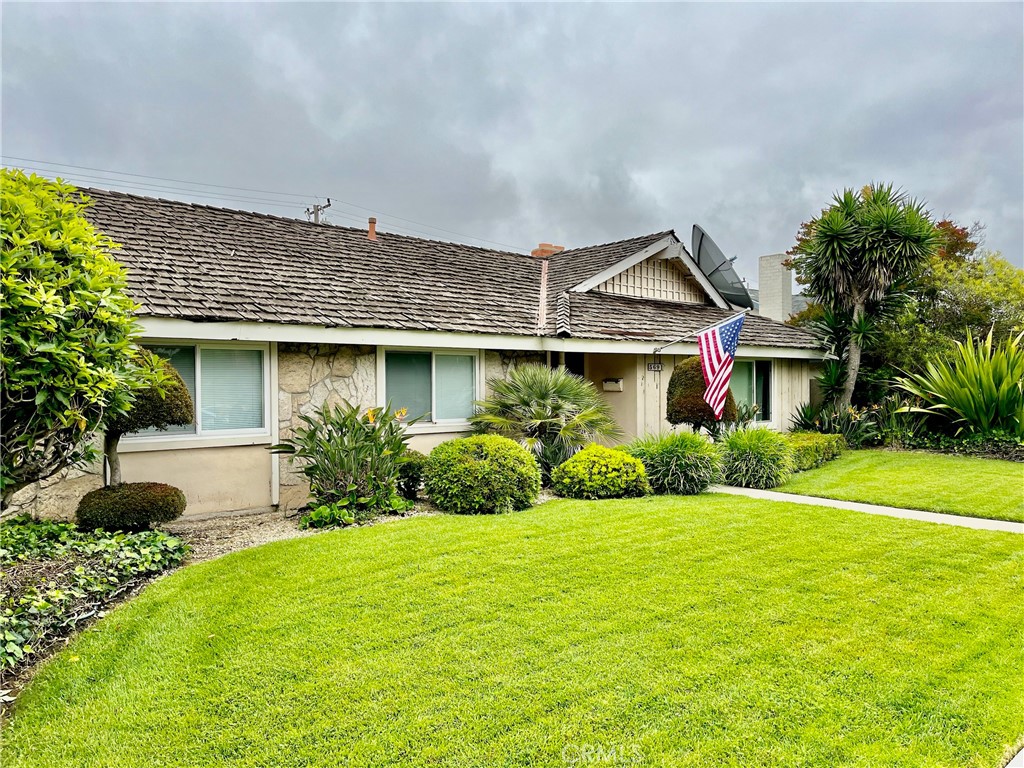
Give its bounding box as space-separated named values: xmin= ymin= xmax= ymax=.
xmin=721 ymin=428 xmax=794 ymax=489
xmin=424 ymin=436 xmax=540 ymax=514
xmin=550 ymin=444 xmax=651 ymax=500
xmin=666 ymin=356 xmax=737 ymax=432
xmin=76 ymin=482 xmax=187 ymax=532
xmin=624 ymin=432 xmax=722 ymax=495
xmin=398 ymin=449 xmax=429 ymax=500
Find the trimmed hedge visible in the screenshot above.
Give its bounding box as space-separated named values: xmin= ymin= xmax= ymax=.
xmin=76 ymin=482 xmax=187 ymax=532
xmin=398 ymin=449 xmax=429 ymax=500
xmin=667 ymin=356 xmax=737 ymax=431
xmin=425 ymin=435 xmax=540 ymax=514
xmin=624 ymin=432 xmax=722 ymax=495
xmin=721 ymin=428 xmax=794 ymax=489
xmin=786 ymin=432 xmax=845 ymax=472
xmin=551 ymin=444 xmax=651 ymax=500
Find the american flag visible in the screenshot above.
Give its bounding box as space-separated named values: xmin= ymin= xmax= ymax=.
xmin=696 ymin=313 xmax=746 ymax=420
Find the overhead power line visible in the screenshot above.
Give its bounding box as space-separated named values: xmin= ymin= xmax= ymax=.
xmin=2 ymin=155 xmax=530 ymax=252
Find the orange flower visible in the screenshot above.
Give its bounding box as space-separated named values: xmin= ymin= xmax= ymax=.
xmin=366 ymin=408 xmax=377 ymax=424
xmin=396 ymin=407 xmax=408 ymax=421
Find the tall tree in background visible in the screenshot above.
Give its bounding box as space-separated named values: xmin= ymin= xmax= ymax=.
xmin=789 ymin=184 xmax=940 ymax=408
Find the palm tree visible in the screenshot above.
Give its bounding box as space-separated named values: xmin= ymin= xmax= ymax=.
xmin=471 ymin=364 xmax=621 ymax=482
xmin=790 ymin=184 xmax=940 ymax=408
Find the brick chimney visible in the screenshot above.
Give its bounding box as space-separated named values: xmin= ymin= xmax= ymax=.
xmin=758 ymin=253 xmax=793 ymax=321
xmin=368 ymin=217 xmax=377 ymax=241
xmin=531 ymin=242 xmax=565 ymax=258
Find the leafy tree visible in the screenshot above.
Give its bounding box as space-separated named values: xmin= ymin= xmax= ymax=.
xmin=103 ymin=350 xmax=193 ymax=486
xmin=0 ymin=170 xmax=157 ymax=509
xmin=789 ymin=184 xmax=939 ymax=408
xmin=471 ymin=364 xmax=620 ymax=482
xmin=666 ymin=356 xmax=738 ymax=432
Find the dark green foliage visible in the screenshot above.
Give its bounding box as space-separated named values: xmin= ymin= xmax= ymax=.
xmin=550 ymin=443 xmax=650 ymax=500
xmin=721 ymin=428 xmax=795 ymax=489
xmin=624 ymin=432 xmax=722 ymax=495
xmin=471 ymin=364 xmax=621 ymax=482
xmin=666 ymin=357 xmax=737 ymax=432
xmin=270 ymin=401 xmax=414 ymax=526
xmin=425 ymin=435 xmax=540 ymax=514
xmin=1 ymin=515 xmax=187 ymax=674
xmin=785 ymin=432 xmax=846 ymax=472
xmin=789 ymin=183 xmax=940 ymax=408
xmin=76 ymin=482 xmax=186 ymax=532
xmin=897 ymin=430 xmax=1024 ymax=462
xmin=790 ymin=402 xmax=881 ymax=448
xmin=105 ymin=350 xmax=193 ymax=435
xmin=398 ymin=450 xmax=428 ymax=501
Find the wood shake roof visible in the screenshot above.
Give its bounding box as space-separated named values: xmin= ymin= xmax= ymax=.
xmin=80 ymin=188 xmax=819 ymax=350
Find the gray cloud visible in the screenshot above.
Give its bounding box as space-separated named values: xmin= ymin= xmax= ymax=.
xmin=3 ymin=2 xmax=1021 ymax=280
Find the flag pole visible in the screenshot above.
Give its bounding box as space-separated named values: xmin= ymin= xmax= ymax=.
xmin=652 ymin=309 xmax=749 ymax=354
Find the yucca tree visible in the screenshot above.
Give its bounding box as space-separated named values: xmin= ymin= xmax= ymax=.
xmin=471 ymin=364 xmax=621 ymax=481
xmin=896 ymin=330 xmax=1024 ymax=437
xmin=790 ymin=184 xmax=940 ymax=408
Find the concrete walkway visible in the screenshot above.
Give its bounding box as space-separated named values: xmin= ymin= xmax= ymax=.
xmin=712 ymin=486 xmax=1024 ymax=534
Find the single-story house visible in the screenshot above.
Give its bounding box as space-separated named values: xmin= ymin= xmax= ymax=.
xmin=15 ymin=188 xmax=821 ymax=518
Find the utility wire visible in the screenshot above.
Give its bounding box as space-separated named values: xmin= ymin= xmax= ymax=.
xmin=3 ymin=155 xmax=530 ymax=252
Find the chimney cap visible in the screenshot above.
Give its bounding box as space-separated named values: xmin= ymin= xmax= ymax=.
xmin=531 ymin=242 xmax=565 ymax=258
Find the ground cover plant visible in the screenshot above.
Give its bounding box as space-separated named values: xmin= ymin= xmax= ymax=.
xmin=3 ymin=496 xmax=1021 ymax=767
xmin=0 ymin=515 xmax=187 ymax=681
xmin=780 ymin=449 xmax=1024 ymax=522
xmin=624 ymin=432 xmax=722 ymax=494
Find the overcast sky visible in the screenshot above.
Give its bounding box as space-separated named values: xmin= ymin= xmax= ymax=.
xmin=3 ymin=2 xmax=1022 ymax=281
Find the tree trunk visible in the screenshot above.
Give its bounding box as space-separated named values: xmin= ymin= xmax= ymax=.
xmin=104 ymin=432 xmax=122 ymax=487
xmin=839 ymin=301 xmax=865 ymax=409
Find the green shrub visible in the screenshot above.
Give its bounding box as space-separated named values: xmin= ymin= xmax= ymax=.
xmin=1 ymin=515 xmax=187 ymax=673
xmin=785 ymin=432 xmax=845 ymax=472
xmin=790 ymin=401 xmax=880 ymax=448
xmin=424 ymin=435 xmax=540 ymax=514
xmin=551 ymin=443 xmax=650 ymax=500
xmin=76 ymin=482 xmax=186 ymax=532
xmin=270 ymin=401 xmax=414 ymax=525
xmin=300 ymin=502 xmax=355 ymax=529
xmin=896 ymin=330 xmax=1024 ymax=438
xmin=721 ymin=428 xmax=795 ymax=489
xmin=398 ymin=450 xmax=428 ymax=500
xmin=1 ymin=170 xmax=158 ymax=509
xmin=471 ymin=364 xmax=621 ymax=482
xmin=666 ymin=356 xmax=737 ymax=433
xmin=624 ymin=432 xmax=722 ymax=495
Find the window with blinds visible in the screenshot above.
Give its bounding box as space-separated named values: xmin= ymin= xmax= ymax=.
xmin=385 ymin=350 xmax=477 ymax=423
xmin=127 ymin=344 xmax=268 ymax=439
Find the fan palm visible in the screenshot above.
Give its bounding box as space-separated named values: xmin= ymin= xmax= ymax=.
xmin=471 ymin=364 xmax=621 ymax=481
xmin=790 ymin=184 xmax=940 ymax=407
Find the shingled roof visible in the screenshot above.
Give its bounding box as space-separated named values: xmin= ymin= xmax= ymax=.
xmin=79 ymin=188 xmax=818 ymax=350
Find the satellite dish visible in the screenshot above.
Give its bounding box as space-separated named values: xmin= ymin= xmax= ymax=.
xmin=691 ymin=225 xmax=753 ymax=309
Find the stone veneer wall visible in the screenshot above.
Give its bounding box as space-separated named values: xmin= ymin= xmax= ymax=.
xmin=276 ymin=343 xmax=377 ymax=511
xmin=5 ymin=437 xmax=104 ymax=520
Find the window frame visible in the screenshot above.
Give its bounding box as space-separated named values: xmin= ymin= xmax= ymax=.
xmin=377 ymin=347 xmax=483 ymax=434
xmin=731 ymin=358 xmax=774 ymax=424
xmin=120 ymin=339 xmax=273 ymax=450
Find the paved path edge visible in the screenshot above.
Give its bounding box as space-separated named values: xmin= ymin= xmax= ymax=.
xmin=711 ymin=486 xmax=1024 ymax=534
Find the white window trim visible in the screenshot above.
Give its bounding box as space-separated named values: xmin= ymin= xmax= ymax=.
xmin=377 ymin=346 xmax=483 ymax=435
xmin=733 ymin=357 xmax=775 ymax=427
xmin=120 ymin=339 xmax=273 ymax=452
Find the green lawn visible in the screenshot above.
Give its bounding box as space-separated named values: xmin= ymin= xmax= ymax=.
xmin=4 ymin=496 xmax=1022 ymax=768
xmin=778 ymin=450 xmax=1024 ymax=522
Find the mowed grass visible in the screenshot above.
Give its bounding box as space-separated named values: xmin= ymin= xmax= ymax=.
xmin=778 ymin=449 xmax=1024 ymax=522
xmin=4 ymin=496 xmax=1023 ymax=768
